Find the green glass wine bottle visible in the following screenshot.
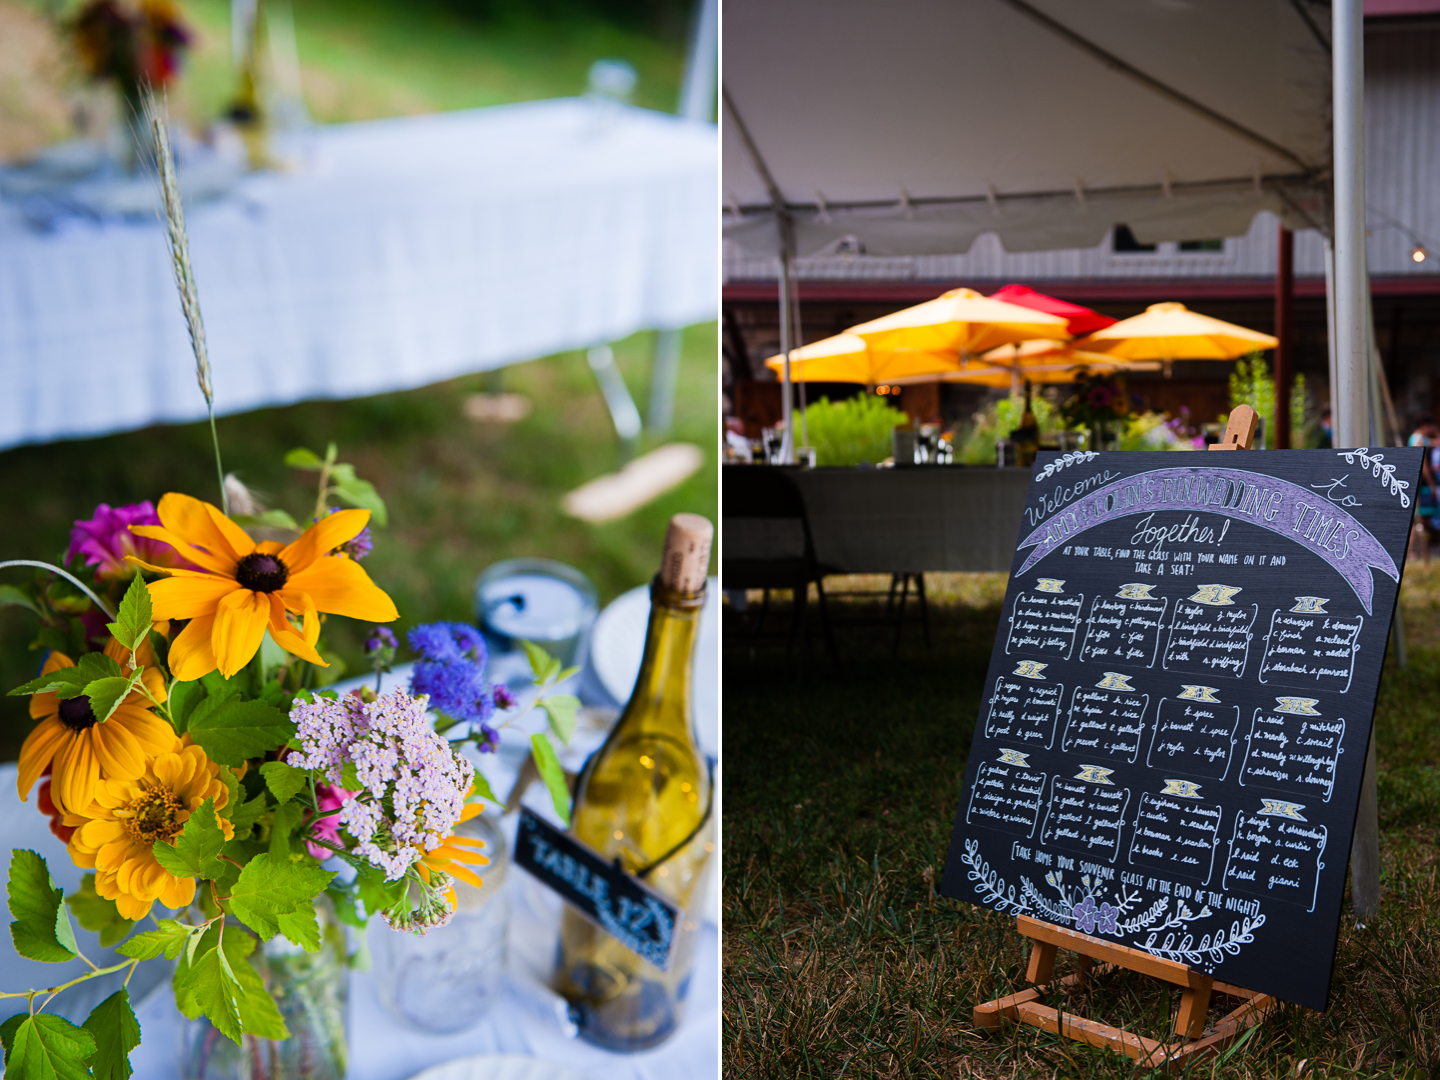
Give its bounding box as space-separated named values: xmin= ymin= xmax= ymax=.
xmin=555 ymin=513 xmax=714 ymax=1051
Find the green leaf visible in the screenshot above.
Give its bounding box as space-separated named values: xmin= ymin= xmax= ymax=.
xmin=226 ymin=853 xmax=334 ymax=948
xmin=106 ymin=576 xmax=153 ymax=656
xmin=227 ymin=794 xmax=268 ymax=840
xmin=10 ymin=1013 xmax=95 ymax=1080
xmin=353 ymin=864 xmax=407 ymax=922
xmin=329 ymin=463 xmax=388 ymax=527
xmin=67 ymin=875 xmax=134 ymax=949
xmin=0 ymin=1012 xmax=24 ymax=1065
xmin=284 ymin=446 xmax=325 ymax=469
xmin=231 ymin=509 xmax=300 ymax=530
xmin=187 ymin=699 xmax=293 ymax=766
xmin=469 ymin=771 xmax=498 ymax=804
xmin=8 ymin=666 xmax=87 ymax=698
xmin=83 ymin=989 xmax=141 ymax=1080
xmin=530 ymin=734 xmax=572 ymax=827
xmin=338 ymin=762 xmax=363 ymax=792
xmin=0 ymin=584 xmax=40 ymax=616
xmin=152 ymin=798 xmax=227 ymax=880
xmin=117 ymin=918 xmax=194 ymax=961
xmin=522 ymin=639 xmax=560 ymax=684
xmin=259 ymin=761 xmax=308 ymax=804
xmin=173 ymin=938 xmax=242 ymax=1044
xmin=326 ymin=886 xmax=365 ymax=930
xmin=267 ymin=802 xmax=305 ymax=860
xmin=81 ymin=670 xmax=145 ymax=726
xmin=76 ymin=653 xmax=124 ymax=682
xmin=540 ymin=693 xmax=580 ymax=745
xmin=176 ymin=929 xmax=289 ymax=1045
xmin=167 ymin=679 xmax=201 ymax=733
xmin=8 ymin=850 xmax=77 ymax=962
xmin=216 ymin=766 xmax=241 ymax=822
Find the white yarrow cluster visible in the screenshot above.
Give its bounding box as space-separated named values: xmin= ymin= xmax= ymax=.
xmin=290 ymin=689 xmax=474 ymax=880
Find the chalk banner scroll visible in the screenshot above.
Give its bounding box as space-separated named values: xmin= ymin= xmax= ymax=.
xmin=942 ymin=450 xmax=1421 ymax=1011
xmin=514 ymin=808 xmax=680 ymax=970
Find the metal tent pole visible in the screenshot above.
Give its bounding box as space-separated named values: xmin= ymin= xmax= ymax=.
xmin=1333 ymin=0 xmax=1380 ymax=921
xmin=1275 ymin=225 xmax=1294 ymax=449
xmin=778 ymin=236 xmax=796 ymax=465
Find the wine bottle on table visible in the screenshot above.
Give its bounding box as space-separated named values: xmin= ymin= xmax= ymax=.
xmin=555 ymin=513 xmax=715 ymax=1052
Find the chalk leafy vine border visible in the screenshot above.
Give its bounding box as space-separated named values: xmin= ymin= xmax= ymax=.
xmin=1036 ymin=451 xmax=1100 ymax=481
xmin=1337 ymin=448 xmax=1411 ymax=508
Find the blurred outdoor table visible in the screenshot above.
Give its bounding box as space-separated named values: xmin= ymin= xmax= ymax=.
xmin=790 ymin=467 xmax=1032 ymax=574
xmin=0 ymin=99 xmax=717 ymax=450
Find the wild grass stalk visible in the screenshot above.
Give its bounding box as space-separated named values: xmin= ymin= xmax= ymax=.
xmin=142 ymin=92 xmax=227 ymax=515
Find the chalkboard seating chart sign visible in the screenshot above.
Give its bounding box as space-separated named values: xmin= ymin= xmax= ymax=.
xmin=942 ymin=449 xmax=1422 ymax=1011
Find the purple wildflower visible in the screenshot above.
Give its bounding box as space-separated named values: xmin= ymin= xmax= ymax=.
xmin=492 ymin=684 xmax=516 ymax=711
xmin=365 ymin=626 xmax=398 ymax=654
xmin=319 ymin=506 xmax=373 ymax=561
xmin=472 ymin=724 xmax=499 ymax=754
xmin=289 ymin=688 xmax=475 ymax=881
xmin=68 ymin=501 xmax=193 ymax=581
xmin=407 ymin=622 xmax=485 ymax=665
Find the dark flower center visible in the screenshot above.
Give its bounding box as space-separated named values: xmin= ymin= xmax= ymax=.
xmin=119 ymin=782 xmax=186 ymax=845
xmin=236 ymin=552 xmax=289 ymax=593
xmin=58 ymin=695 xmax=98 ymax=732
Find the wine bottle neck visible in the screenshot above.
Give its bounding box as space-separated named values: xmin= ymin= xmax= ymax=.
xmin=622 ymin=578 xmax=703 ymax=738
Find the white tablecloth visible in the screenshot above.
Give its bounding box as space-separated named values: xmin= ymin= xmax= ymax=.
xmin=0 ymin=100 xmax=718 ymax=450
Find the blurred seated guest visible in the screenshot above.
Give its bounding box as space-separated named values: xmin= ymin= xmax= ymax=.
xmin=1408 ymin=416 xmax=1439 ymax=563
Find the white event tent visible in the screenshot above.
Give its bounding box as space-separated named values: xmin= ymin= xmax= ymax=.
xmin=722 ymin=0 xmax=1381 ymax=909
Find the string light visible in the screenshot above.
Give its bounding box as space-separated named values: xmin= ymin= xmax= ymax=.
xmin=1413 ymin=246 xmax=1428 ymax=264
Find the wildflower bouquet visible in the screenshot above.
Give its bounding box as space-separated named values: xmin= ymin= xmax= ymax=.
xmin=1058 ymin=369 xmax=1134 ymax=431
xmin=0 ymin=99 xmax=577 ymax=1080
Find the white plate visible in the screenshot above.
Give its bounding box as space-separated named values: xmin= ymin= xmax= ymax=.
xmin=407 ymin=1056 xmax=592 ymax=1080
xmin=586 ymin=577 xmax=718 ymax=760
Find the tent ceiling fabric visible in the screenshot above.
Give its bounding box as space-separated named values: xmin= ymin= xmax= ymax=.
xmin=723 ymin=0 xmax=1332 ymax=256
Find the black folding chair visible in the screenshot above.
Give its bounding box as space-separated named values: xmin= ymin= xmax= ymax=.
xmin=721 ymin=466 xmax=838 ymax=679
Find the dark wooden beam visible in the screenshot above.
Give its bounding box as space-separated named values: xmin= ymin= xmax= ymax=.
xmin=1275 ymin=225 xmax=1295 ymax=449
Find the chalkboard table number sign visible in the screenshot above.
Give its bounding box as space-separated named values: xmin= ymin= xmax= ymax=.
xmin=943 ymin=409 xmax=1424 ymax=1068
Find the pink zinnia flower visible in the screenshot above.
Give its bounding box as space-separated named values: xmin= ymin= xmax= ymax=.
xmin=1086 ymin=387 xmax=1113 ymax=409
xmin=307 ymin=783 xmax=357 ymax=860
xmin=68 ymin=502 xmax=192 ymax=580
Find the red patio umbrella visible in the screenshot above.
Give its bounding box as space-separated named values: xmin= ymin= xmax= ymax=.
xmin=988 ymin=284 xmax=1117 ymax=338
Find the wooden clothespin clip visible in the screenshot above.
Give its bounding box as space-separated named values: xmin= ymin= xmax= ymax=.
xmin=1208 ymin=404 xmax=1258 ymax=451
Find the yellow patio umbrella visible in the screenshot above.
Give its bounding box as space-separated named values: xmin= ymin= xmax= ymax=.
xmin=977 ymin=339 xmax=1142 ymax=396
xmin=763 ymin=332 xmax=965 ymax=384
xmin=847 ymin=287 xmax=1071 ymax=355
xmin=1075 ymin=301 xmax=1278 ymax=376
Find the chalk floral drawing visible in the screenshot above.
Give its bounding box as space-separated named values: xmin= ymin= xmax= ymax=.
xmin=962 ymin=841 xmax=1266 ymax=969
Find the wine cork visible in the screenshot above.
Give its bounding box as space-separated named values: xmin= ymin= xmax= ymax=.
xmin=660 ymin=513 xmax=713 ymax=593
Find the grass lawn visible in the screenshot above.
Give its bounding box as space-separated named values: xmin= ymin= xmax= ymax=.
xmin=6 ymin=0 xmax=688 ymax=150
xmin=723 ymin=569 xmax=1440 ymax=1078
xmin=0 ymin=323 xmax=717 ymax=758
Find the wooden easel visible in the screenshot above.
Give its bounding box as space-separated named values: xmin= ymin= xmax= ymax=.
xmin=974 ymin=916 xmax=1277 ymax=1071
xmin=974 ymin=405 xmax=1278 ymax=1069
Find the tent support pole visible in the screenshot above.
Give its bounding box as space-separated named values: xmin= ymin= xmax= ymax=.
xmin=779 ymin=223 xmax=796 ymax=464
xmin=1274 ymin=224 xmax=1294 ymax=450
xmin=1333 ymin=0 xmax=1380 ymax=921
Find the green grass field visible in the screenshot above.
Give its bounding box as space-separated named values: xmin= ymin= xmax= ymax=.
xmin=723 ymin=569 xmax=1440 ymax=1079
xmin=12 ymin=0 xmax=687 ymax=130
